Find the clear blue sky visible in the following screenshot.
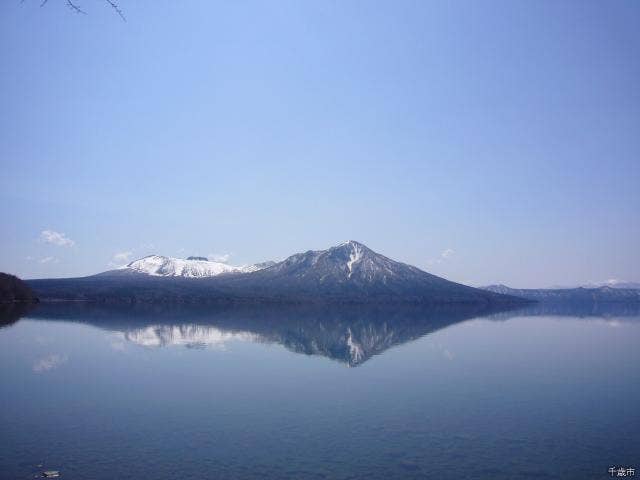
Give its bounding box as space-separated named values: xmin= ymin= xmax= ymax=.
xmin=1 ymin=0 xmax=638 ymax=287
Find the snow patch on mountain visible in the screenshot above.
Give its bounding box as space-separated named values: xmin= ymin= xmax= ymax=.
xmin=346 ymin=241 xmax=364 ymax=278
xmin=125 ymin=255 xmax=272 ymax=278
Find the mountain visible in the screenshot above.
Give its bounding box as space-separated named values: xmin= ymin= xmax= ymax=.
xmin=481 ymin=284 xmax=640 ymax=303
xmin=102 ymin=255 xmax=274 ymax=278
xmin=26 ymin=241 xmax=527 ymax=306
xmin=214 ymin=241 xmax=523 ymax=304
xmin=547 ymin=279 xmax=640 ymax=290
xmin=0 ymin=273 xmax=38 ymax=304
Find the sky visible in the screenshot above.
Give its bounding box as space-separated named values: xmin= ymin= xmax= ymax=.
xmin=0 ymin=0 xmax=638 ymax=287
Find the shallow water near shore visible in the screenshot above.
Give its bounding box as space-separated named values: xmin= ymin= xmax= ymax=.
xmin=1 ymin=303 xmax=639 ymax=479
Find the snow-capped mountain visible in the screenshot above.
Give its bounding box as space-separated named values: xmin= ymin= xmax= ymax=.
xmin=215 ymin=240 xmax=522 ymax=304
xmin=238 ymin=239 xmax=458 ymax=287
xmin=27 ymin=241 xmax=527 ymax=305
xmin=122 ymin=255 xmax=274 ymax=278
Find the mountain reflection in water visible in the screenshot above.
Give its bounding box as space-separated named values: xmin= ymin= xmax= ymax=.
xmin=17 ymin=301 xmax=640 ymax=366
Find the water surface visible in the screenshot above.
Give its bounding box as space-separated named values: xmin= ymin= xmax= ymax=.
xmin=1 ymin=303 xmax=638 ymax=479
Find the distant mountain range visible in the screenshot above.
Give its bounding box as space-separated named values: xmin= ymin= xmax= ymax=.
xmin=481 ymin=284 xmax=640 ymax=303
xmin=26 ymin=241 xmax=524 ymax=306
xmin=572 ymin=280 xmax=640 ymax=290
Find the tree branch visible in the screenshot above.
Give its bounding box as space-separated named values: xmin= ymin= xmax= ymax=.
xmin=104 ymin=0 xmax=126 ymax=21
xmin=65 ymin=0 xmax=86 ymax=15
xmin=35 ymin=0 xmax=125 ymax=20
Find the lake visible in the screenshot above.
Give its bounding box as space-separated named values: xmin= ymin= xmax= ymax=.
xmin=1 ymin=303 xmax=638 ymax=479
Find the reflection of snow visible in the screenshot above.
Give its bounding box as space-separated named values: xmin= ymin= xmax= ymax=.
xmin=590 ymin=318 xmax=625 ymax=328
xmin=121 ymin=325 xmax=263 ymax=349
xmin=35 ymin=335 xmax=53 ymax=346
xmin=33 ymin=354 xmax=67 ymax=373
xmin=346 ymin=328 xmax=364 ymax=364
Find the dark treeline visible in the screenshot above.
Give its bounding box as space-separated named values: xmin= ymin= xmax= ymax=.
xmin=0 ymin=272 xmax=38 ymax=304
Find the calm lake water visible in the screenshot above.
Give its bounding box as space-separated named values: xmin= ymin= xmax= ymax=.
xmin=1 ymin=303 xmax=639 ymax=479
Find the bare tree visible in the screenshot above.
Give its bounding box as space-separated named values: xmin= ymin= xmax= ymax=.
xmin=35 ymin=0 xmax=126 ymax=21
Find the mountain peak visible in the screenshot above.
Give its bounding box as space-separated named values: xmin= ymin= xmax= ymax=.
xmin=256 ymin=240 xmax=428 ymax=287
xmin=331 ymin=241 xmax=369 ymax=278
xmin=334 ymin=240 xmax=368 ymax=250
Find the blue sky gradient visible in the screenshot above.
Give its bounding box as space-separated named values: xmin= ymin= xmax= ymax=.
xmin=1 ymin=0 xmax=638 ymax=287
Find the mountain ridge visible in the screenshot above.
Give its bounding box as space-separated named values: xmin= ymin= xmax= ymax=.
xmin=26 ymin=241 xmax=528 ymax=306
xmin=481 ymin=284 xmax=640 ymax=303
